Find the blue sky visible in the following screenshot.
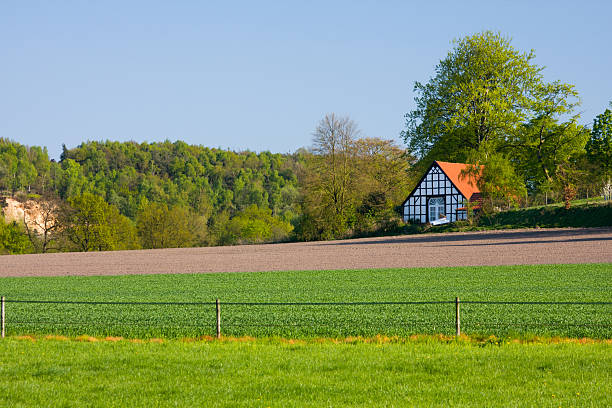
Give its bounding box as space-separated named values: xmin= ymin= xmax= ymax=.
xmin=1 ymin=0 xmax=611 ymax=159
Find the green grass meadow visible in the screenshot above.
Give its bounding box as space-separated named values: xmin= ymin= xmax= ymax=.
xmin=0 ymin=337 xmax=610 ymax=407
xmin=1 ymin=264 xmax=611 ymax=407
xmin=1 ymin=263 xmax=611 ymax=338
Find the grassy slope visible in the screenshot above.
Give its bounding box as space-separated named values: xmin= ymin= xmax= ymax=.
xmin=1 ymin=264 xmax=611 ymax=338
xmin=432 ymin=201 xmax=612 ymax=233
xmin=480 ymin=201 xmax=612 ymax=229
xmin=0 ymin=338 xmax=610 ymax=407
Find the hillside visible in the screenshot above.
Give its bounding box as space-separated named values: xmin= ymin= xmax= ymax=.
xmin=1 ymin=137 xmax=610 ymax=255
xmin=0 ymin=139 xmax=307 ymax=251
xmin=0 ymin=138 xmax=413 ymax=253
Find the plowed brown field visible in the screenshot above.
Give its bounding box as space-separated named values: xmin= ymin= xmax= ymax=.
xmin=1 ymin=227 xmax=611 ymax=277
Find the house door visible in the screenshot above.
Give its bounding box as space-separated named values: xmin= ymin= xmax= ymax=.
xmin=428 ymin=197 xmax=445 ymax=222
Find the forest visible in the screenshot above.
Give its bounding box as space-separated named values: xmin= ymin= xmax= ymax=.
xmin=0 ymin=134 xmax=412 ymax=253
xmin=1 ymin=32 xmax=611 ymax=255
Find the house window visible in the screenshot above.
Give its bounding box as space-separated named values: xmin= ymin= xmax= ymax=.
xmin=428 ymin=197 xmax=445 ymax=222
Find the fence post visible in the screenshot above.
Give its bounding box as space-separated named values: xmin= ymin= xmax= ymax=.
xmin=455 ymin=297 xmax=460 ymax=337
xmin=216 ymin=298 xmax=221 ymax=339
xmin=1 ymin=296 xmax=5 ymax=339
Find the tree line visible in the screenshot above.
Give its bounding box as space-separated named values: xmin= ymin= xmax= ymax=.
xmin=0 ymin=134 xmax=412 ymax=254
xmin=1 ymin=31 xmax=611 ymax=254
xmin=0 ymin=140 xmax=302 ymax=253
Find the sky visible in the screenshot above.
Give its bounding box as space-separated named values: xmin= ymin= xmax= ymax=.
xmin=1 ymin=0 xmax=611 ymax=160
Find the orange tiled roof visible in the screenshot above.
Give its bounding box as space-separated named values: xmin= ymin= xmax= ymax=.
xmin=435 ymin=161 xmax=482 ymax=200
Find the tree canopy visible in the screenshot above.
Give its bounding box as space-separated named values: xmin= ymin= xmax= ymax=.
xmin=402 ymin=32 xmax=546 ymax=162
xmin=300 ymin=114 xmax=412 ymax=240
xmin=402 ymin=31 xmax=589 ymax=205
xmin=62 ymin=192 xmax=138 ymax=252
xmin=586 ymin=107 xmax=612 ymax=179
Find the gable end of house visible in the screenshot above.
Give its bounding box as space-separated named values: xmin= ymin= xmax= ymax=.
xmin=402 ymin=161 xmax=481 ymax=224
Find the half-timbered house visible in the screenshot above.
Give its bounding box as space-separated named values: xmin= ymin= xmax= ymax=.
xmin=402 ymin=161 xmax=481 ymax=224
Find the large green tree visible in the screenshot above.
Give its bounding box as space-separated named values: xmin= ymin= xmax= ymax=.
xmin=511 ymin=80 xmax=587 ymax=191
xmin=586 ymin=106 xmax=612 ymax=179
xmin=402 ymin=32 xmax=544 ymax=163
xmin=462 ymin=151 xmax=527 ymax=213
xmin=136 ymin=202 xmax=205 ymax=249
xmin=62 ymin=193 xmax=138 ymax=251
xmin=223 ymin=205 xmax=293 ymax=245
xmin=0 ymin=216 xmax=33 ymax=255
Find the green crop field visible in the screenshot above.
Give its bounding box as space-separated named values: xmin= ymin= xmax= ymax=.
xmin=1 ymin=263 xmax=611 ymax=339
xmin=0 ymin=337 xmax=610 ymax=407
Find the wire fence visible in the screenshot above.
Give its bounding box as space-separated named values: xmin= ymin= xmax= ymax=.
xmin=1 ymin=297 xmax=611 ymax=339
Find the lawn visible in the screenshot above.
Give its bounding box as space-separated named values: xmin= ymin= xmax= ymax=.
xmin=1 ymin=264 xmax=610 ymax=338
xmin=0 ymin=337 xmax=609 ymax=407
